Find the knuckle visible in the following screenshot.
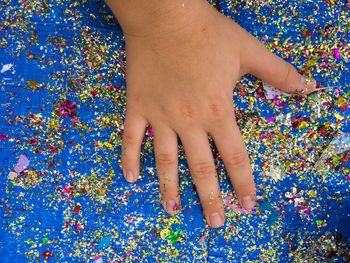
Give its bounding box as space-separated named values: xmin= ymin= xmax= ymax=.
xmin=120 ymin=158 xmax=131 ymax=173
xmin=202 ymin=192 xmax=223 ymax=207
xmin=178 ymin=103 xmax=196 ymax=124
xmin=283 ymin=64 xmax=297 ymax=86
xmin=226 ymin=151 xmax=249 ymax=169
xmin=207 ymin=95 xmax=229 ymax=123
xmin=126 ymin=94 xmax=143 ymax=112
xmin=122 ymin=131 xmax=139 ymax=146
xmin=235 ymin=182 xmax=256 ymax=196
xmin=155 ymin=153 xmax=176 ymax=167
xmin=209 ymin=102 xmax=226 ymax=120
xmin=191 ymin=162 xmax=215 ymax=180
xmin=126 ymin=93 xmax=140 ymax=105
xmin=160 ymin=181 xmax=179 ymax=197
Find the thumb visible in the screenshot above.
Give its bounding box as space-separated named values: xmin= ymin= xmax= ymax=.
xmin=239 ymin=32 xmax=316 ymax=95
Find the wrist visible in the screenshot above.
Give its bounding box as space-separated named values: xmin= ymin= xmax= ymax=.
xmin=105 ymin=0 xmax=214 ymax=39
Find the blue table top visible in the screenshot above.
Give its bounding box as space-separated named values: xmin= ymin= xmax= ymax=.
xmin=0 ymin=0 xmax=349 ymax=262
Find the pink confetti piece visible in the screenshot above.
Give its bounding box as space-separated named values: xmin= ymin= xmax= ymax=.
xmin=266 ymin=116 xmax=276 ymax=123
xmin=8 ymin=171 xmax=18 ymax=180
xmin=87 ymin=61 xmax=93 ymax=69
xmin=274 ymin=96 xmax=287 ymax=107
xmin=198 ymin=234 xmax=206 ymax=243
xmin=14 ymin=154 xmax=29 ymax=173
xmin=333 ymin=48 xmax=341 ymax=60
xmin=225 ymin=196 xmax=255 ymax=214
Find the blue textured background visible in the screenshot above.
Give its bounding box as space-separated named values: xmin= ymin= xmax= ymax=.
xmin=0 ymin=0 xmax=349 ymax=262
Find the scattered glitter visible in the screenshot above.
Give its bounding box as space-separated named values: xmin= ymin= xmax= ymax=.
xmin=0 ymin=0 xmax=349 ymax=261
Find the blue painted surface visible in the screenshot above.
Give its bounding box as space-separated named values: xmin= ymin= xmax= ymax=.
xmin=0 ymin=0 xmax=349 ymax=262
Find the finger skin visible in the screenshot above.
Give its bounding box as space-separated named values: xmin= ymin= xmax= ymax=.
xmin=121 ymin=110 xmax=148 ymax=183
xmin=178 ymin=128 xmax=225 ymax=228
xmin=210 ymin=116 xmax=257 ymax=210
xmin=152 ymin=123 xmax=181 ymax=215
xmin=237 ymin=25 xmax=316 ymax=94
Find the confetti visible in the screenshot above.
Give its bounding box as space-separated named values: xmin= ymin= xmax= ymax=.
xmin=263 ymin=81 xmax=337 ymax=99
xmin=225 ymin=195 xmax=255 ymax=214
xmin=8 ymin=172 xmax=18 ymax=180
xmin=0 ymin=63 xmax=13 ymax=73
xmin=14 ymin=154 xmax=29 ymax=174
xmin=262 ymin=82 xmax=291 ymax=99
xmin=0 ymin=0 xmax=349 ymax=262
xmin=314 ymin=131 xmax=350 ymax=167
xmin=27 ymin=80 xmax=40 ymax=90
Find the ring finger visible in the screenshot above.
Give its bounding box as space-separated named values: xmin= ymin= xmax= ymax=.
xmin=210 ymin=116 xmax=257 ymax=210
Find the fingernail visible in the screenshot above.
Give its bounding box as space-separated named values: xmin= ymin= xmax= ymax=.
xmin=165 ymin=200 xmax=177 ymax=212
xmin=209 ymin=212 xmax=223 ymax=228
xmin=125 ymin=170 xmax=135 ymax=182
xmin=300 ymin=76 xmax=316 ymax=94
xmin=240 ymin=195 xmax=256 ymax=211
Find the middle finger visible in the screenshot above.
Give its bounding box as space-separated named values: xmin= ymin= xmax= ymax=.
xmin=178 ymin=128 xmax=225 ymax=228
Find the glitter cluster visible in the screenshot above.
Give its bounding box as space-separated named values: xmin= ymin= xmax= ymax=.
xmin=0 ymin=0 xmax=349 ymax=262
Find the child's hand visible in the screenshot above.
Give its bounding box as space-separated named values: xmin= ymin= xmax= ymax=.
xmin=106 ymin=0 xmax=316 ymax=228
